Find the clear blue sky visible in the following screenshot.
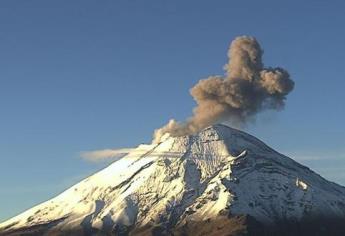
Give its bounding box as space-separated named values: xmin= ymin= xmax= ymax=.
xmin=1 ymin=0 xmax=345 ymax=222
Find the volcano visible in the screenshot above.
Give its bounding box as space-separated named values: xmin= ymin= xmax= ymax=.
xmin=1 ymin=124 xmax=345 ymax=236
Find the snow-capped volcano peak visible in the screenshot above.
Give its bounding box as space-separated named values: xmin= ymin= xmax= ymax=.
xmin=1 ymin=124 xmax=345 ymax=235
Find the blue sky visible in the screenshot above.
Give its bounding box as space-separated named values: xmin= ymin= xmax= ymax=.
xmin=1 ymin=0 xmax=345 ymax=221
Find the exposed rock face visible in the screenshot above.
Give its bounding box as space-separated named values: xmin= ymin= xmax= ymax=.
xmin=1 ymin=124 xmax=345 ymax=236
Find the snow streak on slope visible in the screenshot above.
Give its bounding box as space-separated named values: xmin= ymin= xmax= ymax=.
xmin=1 ymin=125 xmax=345 ymax=235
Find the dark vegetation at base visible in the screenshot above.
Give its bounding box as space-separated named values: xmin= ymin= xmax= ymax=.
xmin=2 ymin=215 xmax=345 ymax=236
xmin=258 ymin=217 xmax=345 ymax=236
xmin=0 ymin=217 xmax=67 ymax=236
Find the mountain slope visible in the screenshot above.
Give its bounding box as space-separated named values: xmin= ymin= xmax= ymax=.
xmin=1 ymin=124 xmax=345 ymax=236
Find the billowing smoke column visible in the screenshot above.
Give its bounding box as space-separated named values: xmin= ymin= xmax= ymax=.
xmin=153 ymin=36 xmax=294 ymax=143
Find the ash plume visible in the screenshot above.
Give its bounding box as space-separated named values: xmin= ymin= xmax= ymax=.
xmin=154 ymin=36 xmax=294 ymax=143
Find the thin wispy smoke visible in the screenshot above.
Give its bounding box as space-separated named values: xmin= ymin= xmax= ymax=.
xmin=154 ymin=36 xmax=294 ymax=143
xmin=81 ymin=148 xmax=134 ymax=162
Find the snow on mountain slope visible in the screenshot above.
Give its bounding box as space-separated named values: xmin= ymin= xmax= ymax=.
xmin=1 ymin=124 xmax=345 ymax=235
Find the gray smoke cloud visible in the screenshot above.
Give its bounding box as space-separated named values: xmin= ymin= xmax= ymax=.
xmin=153 ymin=36 xmax=294 ymax=143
